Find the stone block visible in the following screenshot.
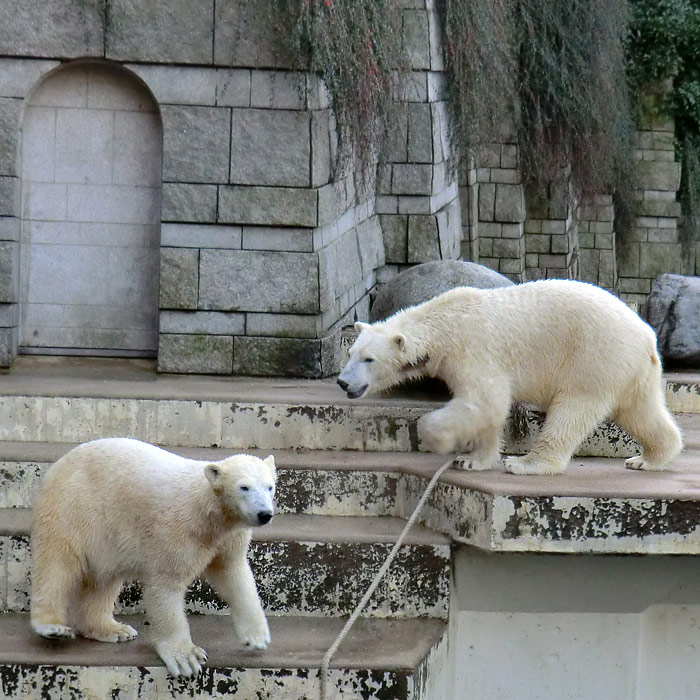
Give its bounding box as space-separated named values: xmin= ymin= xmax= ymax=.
xmin=594 ymin=234 xmax=614 ymax=250
xmin=242 ymin=227 xmax=314 ymax=253
xmin=199 ymin=249 xmax=319 ymax=313
xmin=617 ymin=242 xmax=640 ymax=277
xmin=162 ymin=106 xmax=230 ymax=184
xmin=159 ymin=248 xmax=199 ymax=310
xmin=478 ymin=184 xmax=495 ymax=222
xmin=430 ymin=102 xmax=451 ymax=163
xmin=636 ymin=161 xmax=681 ymax=192
xmin=250 ymin=71 xmax=305 ymax=109
xmin=597 ymin=250 xmax=616 ymax=289
xmin=245 ymin=313 xmax=319 ymax=339
xmin=525 ymin=253 xmax=539 ymax=268
xmin=494 ymin=184 xmax=524 ymax=223
xmin=639 ymin=242 xmax=681 ymax=279
xmin=648 ymin=228 xmax=678 ymax=244
xmin=127 ymin=65 xmax=219 ymax=106
xmin=525 ymin=234 xmax=550 ymax=254
xmin=219 ymin=185 xmax=317 ymax=227
xmin=380 ymin=215 xmax=408 ymax=263
xmin=618 ymin=278 xmax=651 ymax=295
xmin=436 ymin=198 xmax=461 ymax=260
xmin=161 ymin=183 xmax=217 ymax=223
xmin=0 ymin=326 xmax=17 ymax=367
xmin=160 ymin=310 xmax=245 ymax=335
xmin=216 ymin=69 xmax=252 ymax=107
xmin=215 ymin=0 xmax=297 ymax=69
xmin=636 ymin=198 xmax=681 ymax=218
xmin=0 ymin=302 xmax=18 ymax=326
xmin=0 ymin=59 xmax=59 ymax=98
xmin=492 ymin=238 xmax=521 ymax=259
xmin=158 ymin=334 xmax=233 ymax=374
xmin=479 ymin=222 xmax=502 ymax=239
xmin=407 ymin=215 xmax=440 ymax=262
xmin=499 ymin=257 xmax=523 ymax=275
xmin=427 ymin=10 xmax=444 ymax=71
xmin=311 ymin=111 xmax=332 ymax=187
xmin=233 ymin=335 xmax=324 ymax=377
xmin=0 ymin=242 xmax=18 ymax=303
xmin=108 ymin=0 xmax=212 ymax=63
xmin=377 ymin=196 xmax=400 ymax=214
xmin=230 ymin=109 xmax=310 ymax=187
xmin=0 ymin=0 xmax=104 ymax=57
xmin=161 ymin=224 xmax=242 ymax=249
xmin=0 ymin=98 xmax=20 ymax=177
xmin=490 ymin=169 xmax=520 ymax=185
xmin=578 ymin=232 xmax=595 ymax=249
xmin=501 ymin=224 xmax=522 ymax=239
xmin=542 ymin=220 xmax=567 ymax=235
xmin=500 ymin=145 xmax=518 ymax=169
xmin=539 ymin=254 xmax=567 ymax=269
xmin=403 ymin=10 xmax=431 ymax=70
xmin=427 ymin=71 xmax=447 ymax=102
xmin=550 ymin=234 xmax=570 ymax=254
xmin=407 ymin=103 xmax=433 ymax=163
xmin=318 ymin=230 xmax=363 ymax=311
xmin=392 ymin=164 xmax=434 ymax=196
xmin=356 ymin=217 xmax=385 ymax=277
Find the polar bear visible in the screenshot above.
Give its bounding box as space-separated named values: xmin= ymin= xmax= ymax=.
xmin=30 ymin=437 xmax=276 ymax=677
xmin=337 ymin=279 xmax=682 ymax=475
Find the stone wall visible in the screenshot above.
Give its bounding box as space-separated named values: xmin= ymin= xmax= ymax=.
xmin=0 ymin=0 xmax=458 ymax=377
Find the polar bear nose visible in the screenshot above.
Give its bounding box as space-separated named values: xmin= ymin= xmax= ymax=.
xmin=337 ymin=378 xmax=349 ymax=391
xmin=257 ymin=511 xmax=273 ymax=525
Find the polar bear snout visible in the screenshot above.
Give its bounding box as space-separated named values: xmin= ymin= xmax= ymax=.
xmin=256 ymin=509 xmax=273 ymax=525
xmin=337 ymin=376 xmax=368 ymax=399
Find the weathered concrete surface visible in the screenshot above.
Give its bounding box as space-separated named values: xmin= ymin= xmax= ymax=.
xmin=666 ymin=371 xmax=700 ymax=412
xmin=0 ymin=613 xmax=446 ymax=699
xmin=0 ymin=511 xmax=449 ymax=619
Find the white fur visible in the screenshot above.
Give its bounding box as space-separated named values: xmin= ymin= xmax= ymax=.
xmin=339 ymin=280 xmax=683 ymax=474
xmin=30 ymin=438 xmax=277 ymax=677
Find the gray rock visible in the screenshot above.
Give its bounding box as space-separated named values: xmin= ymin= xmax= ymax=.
xmin=646 ymin=273 xmax=700 ymax=367
xmin=369 ymin=260 xmax=513 ymax=322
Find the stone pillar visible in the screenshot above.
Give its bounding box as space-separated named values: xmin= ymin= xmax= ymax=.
xmin=376 ymin=0 xmax=461 ymax=283
xmin=577 ymin=194 xmax=617 ymax=293
xmin=618 ymin=105 xmax=682 ymax=309
xmin=524 ymin=172 xmax=579 ymax=281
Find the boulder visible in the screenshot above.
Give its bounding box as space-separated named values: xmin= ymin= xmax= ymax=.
xmin=369 ymin=260 xmax=513 ymax=322
xmin=646 ymin=273 xmax=700 ymax=367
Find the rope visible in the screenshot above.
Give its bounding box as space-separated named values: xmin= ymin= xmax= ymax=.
xmin=319 ymin=457 xmax=454 ymax=700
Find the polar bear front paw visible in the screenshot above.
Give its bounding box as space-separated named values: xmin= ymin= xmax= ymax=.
xmin=504 ymin=455 xmax=566 ymax=475
xmin=625 ymin=455 xmax=664 ymax=471
xmin=32 ymin=622 xmax=75 ymax=640
xmin=236 ymin=617 xmax=271 ymax=650
xmin=417 ymin=415 xmax=458 ymax=454
xmin=156 ymin=641 xmax=208 ymax=677
xmin=79 ymin=622 xmax=138 ymax=643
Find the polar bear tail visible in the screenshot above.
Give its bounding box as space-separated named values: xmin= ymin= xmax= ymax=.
xmin=612 ymin=351 xmax=683 ymax=470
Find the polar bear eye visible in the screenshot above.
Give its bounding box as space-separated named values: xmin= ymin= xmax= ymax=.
xmin=268 ymin=486 xmax=274 ymax=492
xmin=240 ymin=485 xmax=250 ymax=492
xmin=363 ymin=357 xmax=374 ymax=363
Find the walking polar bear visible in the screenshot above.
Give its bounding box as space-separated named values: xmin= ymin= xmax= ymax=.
xmin=30 ymin=438 xmax=276 ymax=677
xmin=338 ymin=279 xmax=682 ymax=475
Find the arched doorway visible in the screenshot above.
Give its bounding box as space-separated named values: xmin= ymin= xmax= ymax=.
xmin=19 ymin=61 xmax=162 ymax=357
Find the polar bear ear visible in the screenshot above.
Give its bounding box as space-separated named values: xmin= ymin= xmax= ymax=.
xmin=393 ymin=334 xmax=406 ymax=351
xmin=354 ymin=321 xmax=371 ymax=334
xmin=204 ymin=464 xmax=222 ymax=487
xmin=264 ymin=455 xmax=277 ymax=478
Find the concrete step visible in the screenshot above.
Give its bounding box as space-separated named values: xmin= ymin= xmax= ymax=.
xmin=2 ymin=357 xmax=696 ymax=455
xmin=0 ymin=510 xmax=450 ymax=620
xmin=0 ymin=612 xmax=448 ymax=699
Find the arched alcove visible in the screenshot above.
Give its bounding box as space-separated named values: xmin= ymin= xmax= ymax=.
xmin=19 ymin=61 xmax=162 ymax=357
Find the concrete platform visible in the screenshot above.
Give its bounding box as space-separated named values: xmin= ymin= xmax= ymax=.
xmin=0 ymin=612 xmax=447 ymax=699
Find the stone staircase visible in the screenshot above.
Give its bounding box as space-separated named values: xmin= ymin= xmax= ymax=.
xmin=0 ymin=357 xmax=699 ymax=698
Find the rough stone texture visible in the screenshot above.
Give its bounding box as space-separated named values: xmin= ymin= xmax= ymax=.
xmin=219 ymin=185 xmax=317 ymax=227
xmin=161 ymin=106 xmax=231 ymax=183
xmin=407 ymin=215 xmax=440 ymax=262
xmin=0 ymin=99 xmax=21 ymax=177
xmin=107 ymin=0 xmax=213 ymax=64
xmin=161 ymin=183 xmax=217 ymax=223
xmin=158 ymin=333 xmax=233 ymax=374
xmin=159 ymin=248 xmax=199 ymax=310
xmin=0 ymin=327 xmax=17 ymax=367
xmin=214 ymin=0 xmax=297 ymax=69
xmin=646 ymin=273 xmax=700 ymax=366
xmin=369 ymin=260 xmax=513 ymax=322
xmin=199 ymin=249 xmax=319 ymax=314
xmin=160 ymin=311 xmax=245 ymax=336
xmin=380 ymin=215 xmax=409 ymax=263
xmin=233 ymin=335 xmax=324 ymax=377
xmin=0 ymin=242 xmax=18 ymax=304
xmin=0 ymin=0 xmax=105 ymax=57
xmin=230 ymin=109 xmax=310 ymax=187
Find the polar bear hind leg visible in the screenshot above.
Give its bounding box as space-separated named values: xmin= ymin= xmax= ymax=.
xmin=505 ymin=397 xmax=607 ymax=475
xmin=614 ymin=374 xmax=683 ymax=471
xmin=75 ymin=576 xmax=137 ymax=642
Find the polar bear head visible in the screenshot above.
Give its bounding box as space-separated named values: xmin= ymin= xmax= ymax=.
xmin=337 ymin=320 xmax=430 ymax=399
xmin=204 ymin=454 xmax=276 ymax=527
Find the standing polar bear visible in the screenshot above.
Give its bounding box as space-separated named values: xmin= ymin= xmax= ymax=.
xmin=30 ymin=438 xmax=276 ymax=677
xmin=338 ymin=279 xmax=682 ymax=475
